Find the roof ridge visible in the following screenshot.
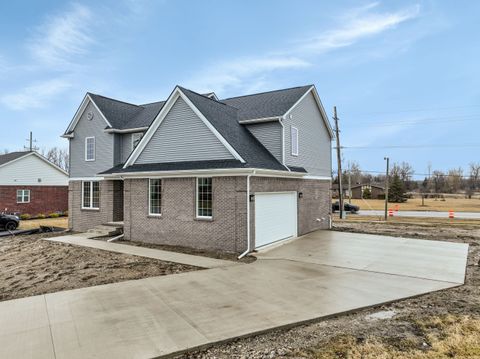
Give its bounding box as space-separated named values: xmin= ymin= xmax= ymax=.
xmin=140 ymin=100 xmax=166 ymax=107
xmin=178 ymin=86 xmax=238 ymax=111
xmin=221 ymin=84 xmax=313 ymax=101
xmin=88 ymin=92 xmax=141 ymax=108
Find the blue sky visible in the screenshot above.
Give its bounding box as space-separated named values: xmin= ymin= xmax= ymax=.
xmin=0 ymin=0 xmax=479 ymax=177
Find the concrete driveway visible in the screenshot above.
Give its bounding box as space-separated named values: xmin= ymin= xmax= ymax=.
xmin=0 ymin=231 xmax=468 ymax=359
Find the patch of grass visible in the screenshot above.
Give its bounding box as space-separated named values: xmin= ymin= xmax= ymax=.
xmin=347 ymin=198 xmax=480 ymax=212
xmin=19 ymin=217 xmax=68 ymax=230
xmin=293 ymin=315 xmax=480 ymax=359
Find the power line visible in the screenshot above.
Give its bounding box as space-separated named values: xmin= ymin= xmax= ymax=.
xmin=342 ymin=104 xmax=480 ymax=117
xmin=340 ymin=144 xmax=480 ymax=150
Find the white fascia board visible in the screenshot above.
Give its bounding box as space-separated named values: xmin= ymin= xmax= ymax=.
xmin=123 ymin=89 xmax=181 ymax=168
xmin=283 ymin=86 xmax=334 ymax=139
xmin=124 ymin=87 xmax=246 ymax=168
xmin=63 ymin=94 xmax=112 ymax=136
xmin=103 ymin=168 xmax=306 ymax=179
xmin=178 ymin=89 xmax=246 ymax=163
xmin=104 ymin=127 xmax=148 ymax=134
xmin=303 ymin=175 xmax=332 ymax=181
xmin=0 ymin=152 xmax=31 ymax=170
xmin=31 ymin=152 xmax=69 ymax=176
xmin=238 ymin=117 xmax=281 ymax=124
xmin=69 ymin=176 xmax=105 ymax=181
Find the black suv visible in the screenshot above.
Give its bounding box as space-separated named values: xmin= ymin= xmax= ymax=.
xmin=332 ymin=202 xmax=360 ymax=214
xmin=0 ymin=213 xmax=20 ymax=231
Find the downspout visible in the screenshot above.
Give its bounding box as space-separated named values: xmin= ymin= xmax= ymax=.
xmin=238 ymin=170 xmax=255 ymax=259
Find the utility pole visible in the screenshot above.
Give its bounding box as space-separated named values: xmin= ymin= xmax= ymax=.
xmin=24 ymin=131 xmax=38 ymax=152
xmin=384 ymin=157 xmax=390 ymax=221
xmin=334 ymin=106 xmax=345 ymax=219
xmin=348 ymin=162 xmax=352 ymax=204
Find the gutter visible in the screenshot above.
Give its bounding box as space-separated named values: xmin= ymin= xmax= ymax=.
xmin=238 ymin=170 xmax=256 ymax=259
xmin=238 ymin=117 xmax=281 ymax=125
xmin=104 ymin=127 xmax=149 ymax=134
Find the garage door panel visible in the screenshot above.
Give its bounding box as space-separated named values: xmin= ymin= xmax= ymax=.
xmin=255 ymin=192 xmax=297 ymax=248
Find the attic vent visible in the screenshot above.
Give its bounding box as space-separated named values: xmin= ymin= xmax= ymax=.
xmin=87 ymin=112 xmax=94 ymax=120
xmin=38 ymin=178 xmax=42 ymax=183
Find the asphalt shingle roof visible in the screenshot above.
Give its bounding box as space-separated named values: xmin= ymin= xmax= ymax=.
xmin=221 ymin=85 xmax=312 ymax=121
xmin=80 ymin=85 xmax=314 ymax=174
xmin=0 ymin=151 xmax=30 ymax=166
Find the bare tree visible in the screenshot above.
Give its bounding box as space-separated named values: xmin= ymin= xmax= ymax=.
xmin=41 ymin=147 xmax=69 ymax=172
xmin=447 ymin=167 xmax=464 ymax=194
xmin=470 ymin=162 xmax=480 ymax=190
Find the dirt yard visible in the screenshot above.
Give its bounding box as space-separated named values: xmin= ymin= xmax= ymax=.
xmin=182 ymin=220 xmax=480 ymax=358
xmin=19 ymin=216 xmax=68 ymax=230
xmin=350 ymin=197 xmax=480 ymax=212
xmin=0 ymin=232 xmax=199 ymax=302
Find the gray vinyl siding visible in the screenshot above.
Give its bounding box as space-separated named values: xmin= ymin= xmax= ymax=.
xmin=69 ymin=101 xmax=114 ymax=178
xmin=113 ymin=134 xmax=122 ymax=166
xmin=283 ymin=92 xmax=332 ymax=176
xmin=136 ymin=96 xmax=234 ymax=164
xmin=246 ymin=122 xmax=283 ymax=162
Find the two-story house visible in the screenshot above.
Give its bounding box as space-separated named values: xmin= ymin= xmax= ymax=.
xmin=63 ymin=85 xmax=333 ymax=256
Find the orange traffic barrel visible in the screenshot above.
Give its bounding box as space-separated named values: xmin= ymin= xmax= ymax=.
xmin=388 ymin=208 xmax=394 ymax=217
xmin=449 ymin=209 xmax=454 ymax=219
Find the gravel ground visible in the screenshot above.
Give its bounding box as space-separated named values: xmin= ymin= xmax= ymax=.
xmin=0 ymin=232 xmax=200 ymax=302
xmin=180 ymin=221 xmax=480 ymax=358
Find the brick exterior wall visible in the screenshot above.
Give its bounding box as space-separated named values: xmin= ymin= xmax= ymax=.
xmin=249 ymin=177 xmax=331 ymax=251
xmin=124 ymin=177 xmax=248 ymax=253
xmin=122 ymin=176 xmax=331 ymax=254
xmin=0 ymin=185 xmax=68 ymax=215
xmin=69 ymin=180 xmax=117 ymax=232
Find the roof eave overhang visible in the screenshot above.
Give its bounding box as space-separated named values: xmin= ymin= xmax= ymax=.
xmin=238 ymin=116 xmax=281 ymax=125
xmin=104 ymin=127 xmax=149 ymax=134
xmin=102 ymin=168 xmax=306 ymax=179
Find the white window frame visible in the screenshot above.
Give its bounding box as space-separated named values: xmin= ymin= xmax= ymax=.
xmin=85 ymin=137 xmax=96 ymax=161
xmin=81 ymin=181 xmax=100 ymax=210
xmin=131 ymin=132 xmax=143 ymax=150
xmin=16 ymin=189 xmax=30 ymax=204
xmin=148 ymin=178 xmax=162 ymax=216
xmin=196 ymin=177 xmax=213 ymax=219
xmin=291 ymin=126 xmax=299 ymax=156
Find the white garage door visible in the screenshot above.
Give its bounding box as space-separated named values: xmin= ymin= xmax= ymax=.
xmin=255 ymin=192 xmax=297 ymax=248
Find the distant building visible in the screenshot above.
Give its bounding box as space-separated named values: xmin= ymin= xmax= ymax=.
xmin=332 ymin=183 xmax=385 ymax=199
xmin=0 ymin=151 xmax=69 ymax=215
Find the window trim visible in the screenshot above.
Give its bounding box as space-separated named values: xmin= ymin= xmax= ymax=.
xmin=196 ymin=177 xmax=213 ymax=219
xmin=85 ymin=137 xmax=96 ymax=161
xmin=291 ymin=126 xmax=299 ymax=156
xmin=81 ymin=181 xmax=100 ymax=210
xmin=16 ymin=189 xmax=30 ymax=204
xmin=148 ymin=178 xmax=162 ymax=216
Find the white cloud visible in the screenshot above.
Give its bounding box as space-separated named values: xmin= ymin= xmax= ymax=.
xmin=186 ymin=56 xmax=310 ymax=94
xmin=187 ymin=3 xmax=420 ymax=95
xmin=28 ymin=3 xmax=94 ymax=67
xmin=1 ymin=78 xmax=71 ymax=110
xmin=299 ymin=4 xmax=420 ymax=54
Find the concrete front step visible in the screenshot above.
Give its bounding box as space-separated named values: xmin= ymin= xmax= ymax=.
xmin=85 ymin=224 xmax=123 ymax=238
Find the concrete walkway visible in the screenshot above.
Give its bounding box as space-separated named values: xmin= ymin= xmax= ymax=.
xmin=44 ymin=235 xmax=233 ymax=269
xmin=1 ymin=231 xmax=468 ymax=359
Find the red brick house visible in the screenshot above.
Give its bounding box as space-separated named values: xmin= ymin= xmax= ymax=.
xmin=0 ymin=151 xmax=69 ymax=216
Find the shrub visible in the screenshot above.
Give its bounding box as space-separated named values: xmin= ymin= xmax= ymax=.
xmin=63 ymin=210 xmax=68 ymax=217
xmin=19 ymin=214 xmax=31 ymax=220
xmin=49 ymin=213 xmax=60 ymax=218
xmin=37 ymin=213 xmax=46 ymax=219
xmin=362 ymin=187 xmax=372 ymax=199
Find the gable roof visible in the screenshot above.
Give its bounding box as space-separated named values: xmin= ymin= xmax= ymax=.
xmin=221 ymin=85 xmax=312 ymax=121
xmin=0 ymin=151 xmax=30 ymax=167
xmin=0 ymin=151 xmax=69 ymax=175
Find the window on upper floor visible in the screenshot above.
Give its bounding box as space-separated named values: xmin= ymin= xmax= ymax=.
xmin=149 ymin=179 xmax=162 ymax=215
xmin=196 ymin=177 xmax=213 ymax=218
xmin=16 ymin=189 xmax=30 ymax=203
xmin=291 ymin=126 xmax=299 ymax=156
xmin=82 ymin=181 xmax=100 ymax=209
xmin=85 ymin=137 xmax=95 ymax=161
xmin=132 ymin=132 xmax=143 ymax=150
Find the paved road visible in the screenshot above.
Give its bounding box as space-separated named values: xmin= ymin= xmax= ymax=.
xmin=0 ymin=230 xmax=468 ymax=359
xmin=357 ymin=210 xmax=480 ymax=219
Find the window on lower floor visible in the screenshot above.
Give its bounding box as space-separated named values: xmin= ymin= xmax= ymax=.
xmin=196 ymin=177 xmax=213 ymax=218
xmin=149 ymin=179 xmax=162 ymax=215
xmin=82 ymin=181 xmax=100 ymax=209
xmin=16 ymin=189 xmax=30 ymax=203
